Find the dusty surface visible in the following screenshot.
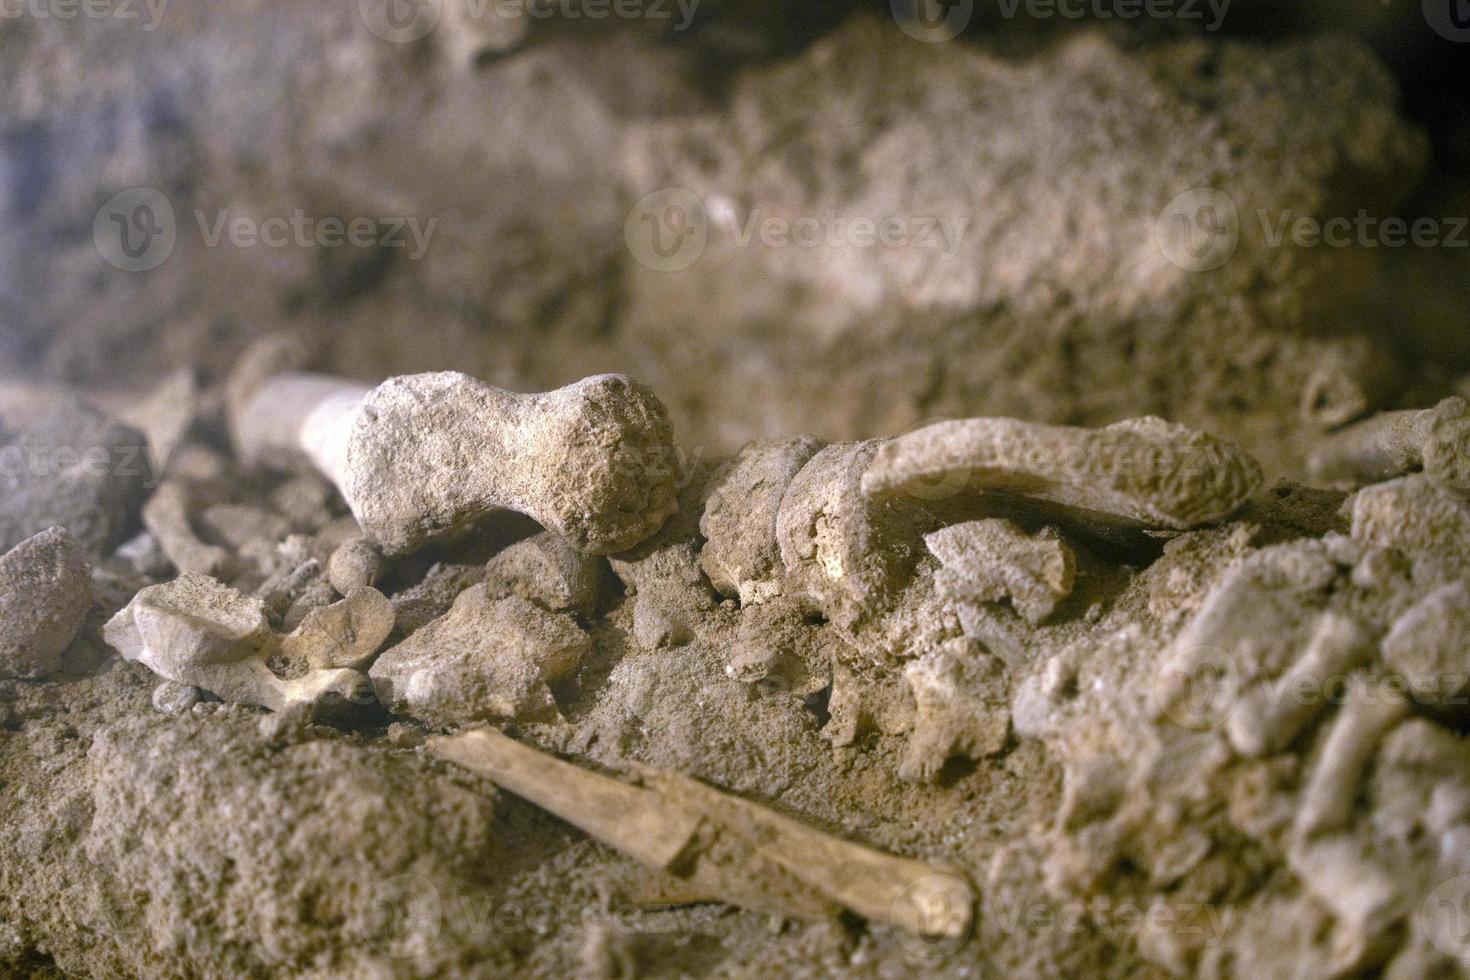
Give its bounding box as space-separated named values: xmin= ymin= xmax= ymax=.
xmin=5 ymin=3 xmax=1470 ymax=979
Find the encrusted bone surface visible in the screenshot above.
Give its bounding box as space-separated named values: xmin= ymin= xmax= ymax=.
xmin=236 ymin=370 xmax=680 ymax=556
xmin=862 ymin=416 xmax=1263 ymax=530
xmin=103 ymin=574 xmax=373 ymax=713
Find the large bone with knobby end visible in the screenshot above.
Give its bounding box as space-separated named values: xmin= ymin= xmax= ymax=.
xmin=233 ymin=370 xmax=679 ymax=556
xmin=428 ymin=728 xmax=974 ymax=941
xmin=861 ymin=416 xmax=1262 ymax=531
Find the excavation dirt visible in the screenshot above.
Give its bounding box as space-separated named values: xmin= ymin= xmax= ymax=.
xmin=5 ymin=7 xmax=1470 ymax=980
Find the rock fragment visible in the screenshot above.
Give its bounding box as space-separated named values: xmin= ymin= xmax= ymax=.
xmin=0 ymin=527 xmax=92 ymax=679
xmin=482 ymin=531 xmax=605 ymax=617
xmin=1349 ymin=475 xmax=1470 ymax=570
xmin=233 ymin=370 xmax=680 ymax=555
xmin=863 ymin=416 xmax=1263 ymax=533
xmin=1382 ymin=583 xmax=1470 ymax=709
xmin=925 ymin=519 xmax=1075 ymax=625
xmin=103 ymin=573 xmax=370 ymax=713
xmin=369 ymin=587 xmax=589 ymax=727
xmin=0 ymin=399 xmax=152 ymax=556
xmin=901 ymin=639 xmax=1010 ymax=784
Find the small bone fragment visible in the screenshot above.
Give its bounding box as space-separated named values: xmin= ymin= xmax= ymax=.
xmin=1297 ymin=676 xmax=1409 ymax=838
xmin=103 ymin=573 xmax=370 ymax=713
xmin=280 ymin=587 xmax=394 ymax=670
xmin=700 ymin=437 xmax=825 ymax=604
xmin=142 ymin=481 xmax=233 ymax=577
xmin=1382 ymin=583 xmax=1470 ymax=708
xmin=925 ymin=519 xmax=1075 ymax=625
xmin=1226 ymin=613 xmax=1373 ymax=758
xmin=428 ymin=727 xmax=974 ymax=941
xmin=232 ymin=370 xmax=679 ymax=556
xmin=0 ymin=528 xmax=92 ymax=679
xmin=901 ymin=639 xmax=1010 ymax=783
xmin=369 ymin=586 xmax=588 ymax=726
xmin=482 ymin=530 xmax=605 ymax=616
xmin=119 ymin=368 xmax=198 ymax=477
xmin=861 ymin=416 xmax=1263 ymax=531
xmin=1308 ymin=397 xmax=1470 ymax=499
xmin=326 ymin=536 xmax=385 ymax=596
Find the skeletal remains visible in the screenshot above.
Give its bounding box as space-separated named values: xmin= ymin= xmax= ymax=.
xmin=17 ymin=355 xmax=1470 ymax=966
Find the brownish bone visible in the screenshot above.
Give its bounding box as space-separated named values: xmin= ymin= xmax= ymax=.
xmin=427 ymin=728 xmax=974 ymax=940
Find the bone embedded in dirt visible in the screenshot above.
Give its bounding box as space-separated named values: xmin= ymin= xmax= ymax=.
xmin=279 ymin=586 xmax=394 ymax=671
xmin=0 ymin=527 xmax=92 ymax=680
xmin=925 ymin=519 xmax=1075 ymax=626
xmin=1226 ymin=612 xmax=1374 ymax=759
xmin=1308 ymin=397 xmax=1470 ymax=499
xmin=1296 ymin=676 xmax=1410 ymax=839
xmin=700 ymin=436 xmax=825 ymax=605
xmin=369 ymin=586 xmax=589 ymax=727
xmin=142 ymin=481 xmax=234 ymax=578
xmin=232 ymin=369 xmax=680 ymax=556
xmin=103 ymin=573 xmax=372 ymax=713
xmin=861 ymin=415 xmax=1263 ymax=531
xmin=427 ymin=727 xmax=975 ymax=942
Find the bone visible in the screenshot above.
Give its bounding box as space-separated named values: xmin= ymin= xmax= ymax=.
xmin=0 ymin=527 xmax=92 ymax=680
xmin=901 ymin=639 xmax=1010 ymax=784
xmin=1226 ymin=612 xmax=1373 ymax=758
xmin=326 ymin=536 xmax=386 ymax=596
xmin=279 ymin=586 xmax=395 ymax=671
xmin=700 ymin=436 xmax=825 ymax=604
xmin=1288 ymin=834 xmax=1405 ymax=974
xmin=231 ymin=369 xmax=680 ymax=556
xmin=103 ymin=573 xmax=373 ymax=713
xmin=369 ymin=586 xmax=589 ymax=727
xmin=861 ymin=415 xmax=1263 ymax=532
xmin=428 ymin=727 xmax=975 ymax=942
xmin=142 ymin=481 xmax=233 ymax=578
xmin=1308 ymin=397 xmax=1470 ymax=500
xmin=1297 ymin=676 xmax=1410 ymax=839
xmin=776 ymin=441 xmax=936 ymax=629
xmin=925 ymin=519 xmax=1075 ymax=625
